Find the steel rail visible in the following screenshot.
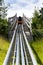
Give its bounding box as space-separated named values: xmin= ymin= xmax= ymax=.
xmin=10 ymin=19 xmax=17 ymax=31
xmin=23 ymin=19 xmax=30 ymax=29
xmin=23 ymin=14 xmax=31 ymax=23
xmin=12 ymin=40 xmax=17 ymax=65
xmin=22 ymin=25 xmax=37 ymax=65
xmin=23 ymin=40 xmax=29 ymax=65
xmin=20 ymin=34 xmax=25 ymax=65
xmin=16 ymin=34 xmax=19 ymax=65
xmin=23 ymin=16 xmax=33 ymax=36
xmin=9 ymin=14 xmax=17 ymax=31
xmin=3 ymin=23 xmax=18 ymax=65
xmin=23 ymin=15 xmax=32 ymax=29
xmin=23 ymin=17 xmax=30 ymax=26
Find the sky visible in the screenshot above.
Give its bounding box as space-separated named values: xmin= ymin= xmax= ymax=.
xmin=4 ymin=0 xmax=43 ymax=18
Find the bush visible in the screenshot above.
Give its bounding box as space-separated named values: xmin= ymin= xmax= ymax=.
xmin=32 ymin=9 xmax=43 ymax=41
xmin=0 ymin=18 xmax=9 ymax=37
xmin=32 ymin=29 xmax=43 ymax=41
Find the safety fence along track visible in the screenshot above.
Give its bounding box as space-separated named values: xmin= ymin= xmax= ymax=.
xmin=3 ymin=14 xmax=37 ymax=65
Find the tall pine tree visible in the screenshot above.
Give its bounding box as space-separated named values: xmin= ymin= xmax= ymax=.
xmin=0 ymin=0 xmax=7 ymax=18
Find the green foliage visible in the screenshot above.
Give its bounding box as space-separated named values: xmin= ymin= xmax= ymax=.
xmin=32 ymin=10 xmax=40 ymax=29
xmin=0 ymin=0 xmax=2 ymax=1
xmin=0 ymin=18 xmax=9 ymax=37
xmin=32 ymin=9 xmax=43 ymax=29
xmin=32 ymin=9 xmax=43 ymax=40
xmin=33 ymin=10 xmax=39 ymax=17
xmin=0 ymin=0 xmax=7 ymax=18
xmin=32 ymin=29 xmax=43 ymax=40
xmin=0 ymin=36 xmax=9 ymax=65
xmin=39 ymin=8 xmax=43 ymax=28
xmin=30 ymin=38 xmax=43 ymax=65
xmin=40 ymin=8 xmax=43 ymax=15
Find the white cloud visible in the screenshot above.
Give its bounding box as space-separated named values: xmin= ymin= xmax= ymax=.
xmin=6 ymin=0 xmax=43 ymax=18
xmin=16 ymin=0 xmax=29 ymax=3
xmin=7 ymin=8 xmax=34 ymax=18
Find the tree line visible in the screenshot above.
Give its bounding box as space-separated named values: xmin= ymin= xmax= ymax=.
xmin=32 ymin=8 xmax=43 ymax=40
xmin=0 ymin=1 xmax=43 ymax=39
xmin=0 ymin=0 xmax=9 ymax=37
xmin=0 ymin=18 xmax=9 ymax=37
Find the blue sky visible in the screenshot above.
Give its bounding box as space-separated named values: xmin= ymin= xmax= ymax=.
xmin=4 ymin=0 xmax=43 ymax=18
xmin=5 ymin=0 xmax=39 ymax=5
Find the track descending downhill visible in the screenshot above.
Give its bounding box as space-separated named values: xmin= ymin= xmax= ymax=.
xmin=3 ymin=14 xmax=37 ymax=65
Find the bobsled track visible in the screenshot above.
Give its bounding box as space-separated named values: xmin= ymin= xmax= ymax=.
xmin=3 ymin=14 xmax=37 ymax=65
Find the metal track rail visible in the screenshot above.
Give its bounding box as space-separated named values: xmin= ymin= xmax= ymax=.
xmin=12 ymin=39 xmax=16 ymax=65
xmin=16 ymin=34 xmax=19 ymax=65
xmin=3 ymin=23 xmax=18 ymax=65
xmin=3 ymin=19 xmax=37 ymax=65
xmin=23 ymin=39 xmax=28 ymax=65
xmin=22 ymin=25 xmax=37 ymax=65
xmin=20 ymin=34 xmax=25 ymax=65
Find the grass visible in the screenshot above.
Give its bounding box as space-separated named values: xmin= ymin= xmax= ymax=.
xmin=0 ymin=35 xmax=10 ymax=65
xmin=0 ymin=33 xmax=43 ymax=65
xmin=30 ymin=38 xmax=43 ymax=65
